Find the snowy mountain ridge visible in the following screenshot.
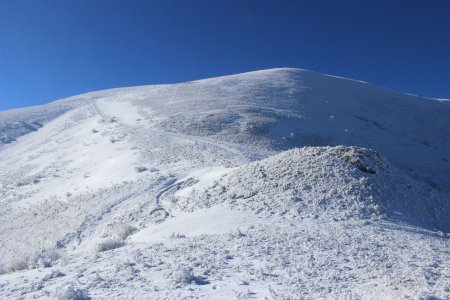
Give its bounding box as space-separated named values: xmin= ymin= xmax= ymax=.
xmin=0 ymin=68 xmax=449 ymax=299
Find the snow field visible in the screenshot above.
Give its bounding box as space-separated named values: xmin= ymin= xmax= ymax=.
xmin=0 ymin=68 xmax=449 ymax=299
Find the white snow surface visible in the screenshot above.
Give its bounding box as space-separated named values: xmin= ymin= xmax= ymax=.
xmin=130 ymin=206 xmax=259 ymax=244
xmin=0 ymin=68 xmax=449 ymax=299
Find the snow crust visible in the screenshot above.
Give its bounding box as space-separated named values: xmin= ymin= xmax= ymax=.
xmin=0 ymin=68 xmax=449 ymax=299
xmin=130 ymin=206 xmax=259 ymax=244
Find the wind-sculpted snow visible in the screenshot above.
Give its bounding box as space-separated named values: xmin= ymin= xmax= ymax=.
xmin=173 ymin=146 xmax=449 ymax=231
xmin=0 ymin=68 xmax=449 ymax=299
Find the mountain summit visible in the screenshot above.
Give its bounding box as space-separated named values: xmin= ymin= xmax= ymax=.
xmin=1 ymin=68 xmax=449 ymax=299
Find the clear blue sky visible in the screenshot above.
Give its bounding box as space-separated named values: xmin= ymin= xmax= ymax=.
xmin=1 ymin=0 xmax=450 ymax=110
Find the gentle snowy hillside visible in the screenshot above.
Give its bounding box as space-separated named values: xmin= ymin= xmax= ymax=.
xmin=0 ymin=68 xmax=449 ymax=299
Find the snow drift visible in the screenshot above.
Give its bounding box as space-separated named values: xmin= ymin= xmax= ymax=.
xmin=174 ymin=146 xmax=448 ymax=231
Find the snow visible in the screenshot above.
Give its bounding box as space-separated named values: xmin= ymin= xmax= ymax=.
xmin=173 ymin=146 xmax=448 ymax=230
xmin=174 ymin=166 xmax=229 ymax=198
xmin=95 ymin=98 xmax=143 ymax=127
xmin=0 ymin=104 xmax=141 ymax=204
xmin=0 ymin=68 xmax=449 ymax=299
xmin=131 ymin=206 xmax=259 ymax=244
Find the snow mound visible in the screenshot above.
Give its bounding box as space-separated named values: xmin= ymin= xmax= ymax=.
xmin=174 ymin=146 xmax=449 ymax=231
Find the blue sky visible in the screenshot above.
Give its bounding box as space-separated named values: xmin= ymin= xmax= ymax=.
xmin=1 ymin=0 xmax=450 ymax=110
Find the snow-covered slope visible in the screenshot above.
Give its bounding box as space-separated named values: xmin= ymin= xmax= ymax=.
xmin=174 ymin=146 xmax=448 ymax=230
xmin=0 ymin=68 xmax=449 ymax=299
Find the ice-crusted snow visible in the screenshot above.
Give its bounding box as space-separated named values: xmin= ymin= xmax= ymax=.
xmin=0 ymin=68 xmax=449 ymax=299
